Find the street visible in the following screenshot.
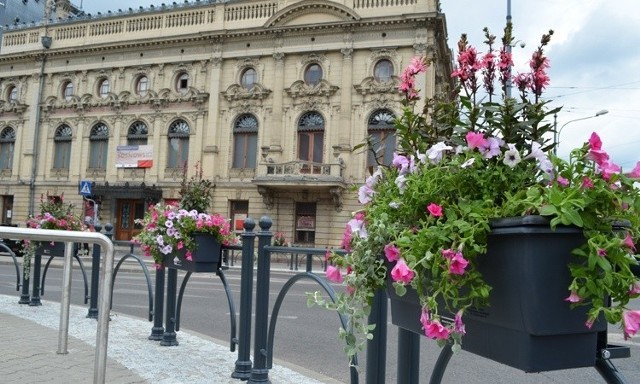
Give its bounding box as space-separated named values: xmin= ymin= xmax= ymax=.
xmin=1 ymin=257 xmax=640 ymax=383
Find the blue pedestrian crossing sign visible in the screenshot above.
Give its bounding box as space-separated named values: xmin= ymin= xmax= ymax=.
xmin=79 ymin=180 xmax=92 ymax=196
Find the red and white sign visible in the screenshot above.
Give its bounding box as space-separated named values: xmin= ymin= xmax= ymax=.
xmin=116 ymin=145 xmax=153 ymax=168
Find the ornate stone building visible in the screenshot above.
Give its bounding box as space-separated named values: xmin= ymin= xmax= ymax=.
xmin=0 ymin=0 xmax=452 ymax=246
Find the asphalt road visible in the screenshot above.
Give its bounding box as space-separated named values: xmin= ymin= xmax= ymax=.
xmin=1 ymin=256 xmax=640 ymax=384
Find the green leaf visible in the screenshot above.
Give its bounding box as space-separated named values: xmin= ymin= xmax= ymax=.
xmin=394 ymin=283 xmax=407 ymax=297
xmin=539 ymin=204 xmax=557 ymax=217
xmin=561 ymin=208 xmax=584 ymax=227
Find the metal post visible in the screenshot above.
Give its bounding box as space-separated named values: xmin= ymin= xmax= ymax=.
xmin=57 ymin=241 xmax=75 ymax=354
xmin=0 ymin=225 xmax=116 ymax=384
xmin=232 ymin=217 xmax=256 ymax=380
xmin=366 ymin=289 xmax=388 ymax=384
xmin=397 ymin=328 xmax=420 ymax=384
xmin=249 ymin=217 xmax=273 ymax=384
xmin=29 ymin=252 xmax=43 ymax=306
xmin=149 ymin=266 xmax=165 ymax=340
xmin=160 ymin=267 xmax=179 ymax=346
xmin=19 ymin=259 xmax=31 ymax=304
xmin=87 ymin=223 xmax=102 ymax=319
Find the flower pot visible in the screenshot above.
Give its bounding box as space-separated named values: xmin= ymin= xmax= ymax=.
xmin=35 ymin=241 xmax=65 ymax=257
xmin=164 ymin=232 xmax=222 ymax=273
xmin=387 ymin=215 xmax=608 ymax=372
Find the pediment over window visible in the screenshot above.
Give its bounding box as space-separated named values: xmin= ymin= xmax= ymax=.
xmin=222 ymin=83 xmax=272 ymax=102
xmin=285 ymin=79 xmax=339 ymax=99
xmin=354 ymin=76 xmax=401 ymax=96
xmin=265 ymin=0 xmax=360 ymax=28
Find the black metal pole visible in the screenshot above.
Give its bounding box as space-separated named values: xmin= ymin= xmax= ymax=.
xmin=429 ymin=343 xmax=453 ymax=384
xmin=19 ymin=257 xmax=30 ymax=304
xmin=249 ymin=216 xmax=273 ymax=384
xmin=149 ymin=266 xmax=165 ymax=340
xmin=365 ymin=289 xmax=388 ymax=384
xmin=232 ymin=217 xmax=256 ymax=380
xmin=29 ymin=252 xmax=42 ymax=306
xmin=397 ymin=328 xmax=420 ymax=384
xmin=160 ymin=267 xmax=179 ymax=346
xmin=86 ymin=223 xmax=102 ymax=319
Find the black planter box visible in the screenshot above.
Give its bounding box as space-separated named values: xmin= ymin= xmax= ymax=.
xmin=35 ymin=241 xmax=65 ymax=257
xmin=164 ymin=232 xmax=222 ymax=273
xmin=388 ymin=215 xmax=606 ymax=372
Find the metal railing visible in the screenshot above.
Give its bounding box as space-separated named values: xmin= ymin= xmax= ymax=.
xmin=0 ymin=227 xmax=115 ymax=384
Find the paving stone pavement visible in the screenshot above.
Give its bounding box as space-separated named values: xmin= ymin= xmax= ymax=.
xmin=0 ymin=294 xmax=329 ymax=384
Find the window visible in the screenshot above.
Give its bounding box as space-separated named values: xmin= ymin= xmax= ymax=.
xmin=0 ymin=127 xmax=15 ymax=169
xmin=232 ymin=114 xmax=258 ymax=169
xmin=374 ymin=59 xmax=394 ymax=83
xmin=127 ymin=121 xmax=148 ymax=146
xmin=98 ymin=79 xmax=110 ymax=98
xmin=230 ymin=200 xmax=249 ymax=233
xmin=53 ymin=124 xmax=73 ymax=170
xmin=295 ymin=202 xmax=316 ymax=245
xmin=367 ymin=109 xmax=396 ymax=169
xmin=304 ymin=63 xmax=323 ymax=86
xmin=176 ymin=73 xmax=189 ymax=94
xmin=7 ymin=86 xmax=17 ymax=102
xmin=297 ymin=112 xmax=324 ymax=167
xmin=89 ymin=123 xmax=109 ymax=170
xmin=167 ymin=119 xmax=189 ymax=168
xmin=62 ymin=81 xmax=74 ymax=101
xmin=240 ymin=68 xmax=256 ymax=90
xmin=136 ymin=76 xmax=149 ymax=97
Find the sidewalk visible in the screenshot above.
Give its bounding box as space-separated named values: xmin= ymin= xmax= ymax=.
xmin=0 ymin=294 xmax=332 ymax=384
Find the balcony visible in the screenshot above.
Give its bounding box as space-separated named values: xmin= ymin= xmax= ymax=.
xmin=252 ymin=160 xmax=346 ymax=211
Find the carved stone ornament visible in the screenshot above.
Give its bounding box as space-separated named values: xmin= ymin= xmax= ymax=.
xmin=285 ymin=80 xmax=339 ymax=100
xmin=222 ymin=83 xmax=272 ymax=102
xmin=354 ymin=76 xmax=400 ymax=96
xmin=257 ymin=186 xmax=274 ymax=210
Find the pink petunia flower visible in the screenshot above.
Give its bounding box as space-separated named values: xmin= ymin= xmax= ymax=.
xmin=427 ymin=203 xmax=443 ymax=217
xmin=384 ymin=243 xmax=401 ymax=262
xmin=623 ymin=232 xmax=636 ymax=252
xmin=423 ymin=318 xmax=451 ymax=340
xmin=325 ymin=265 xmax=344 ymax=283
xmin=564 ymin=290 xmax=581 ymax=303
xmin=581 ymin=177 xmax=594 ymax=189
xmin=454 ymin=310 xmax=466 ymax=335
xmin=449 ymin=253 xmax=469 ymax=275
xmin=623 ymin=310 xmax=640 ymax=339
xmin=390 ymin=258 xmax=415 ymax=285
xmin=465 ymin=131 xmax=487 ymax=150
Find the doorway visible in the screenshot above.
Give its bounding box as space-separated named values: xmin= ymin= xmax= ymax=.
xmin=115 ymin=199 xmax=145 ymax=241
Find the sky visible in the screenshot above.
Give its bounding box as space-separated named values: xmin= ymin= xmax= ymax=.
xmin=76 ymin=0 xmax=640 ymax=170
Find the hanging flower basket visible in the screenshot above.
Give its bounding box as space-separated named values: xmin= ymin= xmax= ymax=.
xmin=387 ymin=215 xmax=615 ymax=372
xmin=163 ymin=232 xmax=222 ymax=272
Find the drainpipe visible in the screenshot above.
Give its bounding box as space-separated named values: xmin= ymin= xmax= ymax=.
xmin=29 ymin=36 xmax=51 ymax=216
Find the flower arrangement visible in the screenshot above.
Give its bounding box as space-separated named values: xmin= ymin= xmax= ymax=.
xmin=273 ymin=231 xmax=288 ymax=247
xmin=22 ymin=193 xmax=86 ymax=274
xmin=134 ymin=202 xmax=237 ymax=267
xmin=178 ymin=161 xmax=215 ymax=213
xmin=25 ymin=193 xmax=86 ymax=232
xmin=314 ymin=26 xmax=640 ymax=359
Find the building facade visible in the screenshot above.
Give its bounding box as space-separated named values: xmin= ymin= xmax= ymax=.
xmin=0 ymin=0 xmax=452 ymax=247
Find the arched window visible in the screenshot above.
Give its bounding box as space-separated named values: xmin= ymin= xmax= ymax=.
xmin=374 ymin=59 xmax=394 ymax=83
xmin=7 ymin=86 xmax=17 ymax=102
xmin=167 ymin=119 xmax=190 ymax=169
xmin=62 ymin=81 xmax=74 ymax=101
xmin=136 ymin=75 xmax=149 ymax=97
xmin=54 ymin=124 xmax=73 ymax=170
xmin=297 ymin=111 xmax=324 ymax=167
xmin=240 ymin=68 xmax=257 ymax=91
xmin=176 ymin=73 xmax=189 ymax=94
xmin=98 ymin=79 xmax=110 ymax=98
xmin=0 ymin=126 xmax=15 ymax=169
xmin=127 ymin=121 xmax=148 ymax=146
xmin=304 ymin=64 xmax=323 ymax=86
xmin=367 ymin=109 xmax=396 ymax=168
xmin=232 ymin=114 xmax=258 ymax=169
xmin=89 ymin=123 xmax=109 ymax=170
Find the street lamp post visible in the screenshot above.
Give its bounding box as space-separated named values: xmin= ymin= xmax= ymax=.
xmin=553 ymin=109 xmax=609 ymax=155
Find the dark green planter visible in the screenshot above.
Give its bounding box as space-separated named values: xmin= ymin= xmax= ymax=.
xmin=164 ymin=232 xmax=222 ymax=273
xmin=387 ymin=215 xmax=607 ymax=372
xmin=35 ymin=241 xmax=65 ymax=257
